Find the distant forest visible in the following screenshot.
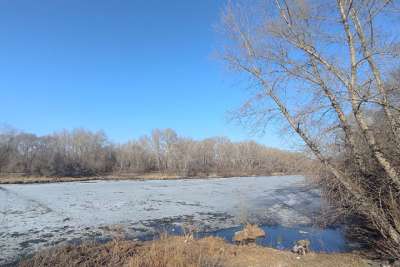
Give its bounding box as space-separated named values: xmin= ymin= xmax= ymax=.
xmin=0 ymin=127 xmax=311 ymax=177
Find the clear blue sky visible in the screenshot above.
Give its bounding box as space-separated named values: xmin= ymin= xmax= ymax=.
xmin=0 ymin=0 xmax=290 ymax=148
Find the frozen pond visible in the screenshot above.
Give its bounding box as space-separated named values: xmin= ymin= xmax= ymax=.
xmin=0 ymin=175 xmax=343 ymax=265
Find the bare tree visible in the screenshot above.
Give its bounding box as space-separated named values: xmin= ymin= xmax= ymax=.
xmin=0 ymin=127 xmax=308 ymax=179
xmin=219 ymin=0 xmax=400 ymax=257
xmin=0 ymin=126 xmax=17 ymax=173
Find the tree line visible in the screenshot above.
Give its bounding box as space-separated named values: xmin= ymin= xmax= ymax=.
xmin=0 ymin=127 xmax=310 ymax=177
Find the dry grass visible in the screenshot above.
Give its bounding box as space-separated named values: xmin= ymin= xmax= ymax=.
xmin=0 ymin=172 xmax=279 ymax=184
xmin=0 ymin=173 xmax=183 ymax=184
xmin=19 ymin=240 xmax=140 ymax=267
xmin=0 ymin=175 xmax=99 ymax=184
xmin=233 ymin=224 xmax=265 ymax=244
xmin=19 ymin=235 xmax=370 ymax=267
xmin=128 ymin=235 xmax=225 ymax=267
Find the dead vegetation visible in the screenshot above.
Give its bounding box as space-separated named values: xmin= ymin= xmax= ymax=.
xmin=233 ymin=223 xmax=265 ymax=245
xmin=0 ymin=171 xmax=293 ymax=184
xmin=0 ymin=172 xmax=183 ymax=184
xmin=19 ymin=235 xmax=369 ymax=267
xmin=19 ymin=240 xmax=139 ymax=267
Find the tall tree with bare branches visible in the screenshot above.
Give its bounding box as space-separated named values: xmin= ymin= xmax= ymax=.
xmin=220 ymin=0 xmax=400 ymax=257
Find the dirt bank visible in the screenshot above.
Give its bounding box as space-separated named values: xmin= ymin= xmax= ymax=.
xmin=19 ymin=235 xmax=369 ymax=267
xmin=0 ymin=172 xmax=288 ymax=184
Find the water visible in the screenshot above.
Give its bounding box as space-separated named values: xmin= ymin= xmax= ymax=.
xmin=0 ymin=175 xmax=350 ymax=265
xmin=147 ymin=224 xmax=349 ymax=253
xmin=208 ymin=225 xmax=347 ymax=252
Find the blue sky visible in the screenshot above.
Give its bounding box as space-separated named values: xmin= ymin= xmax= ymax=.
xmin=0 ymin=0 xmax=291 ymax=148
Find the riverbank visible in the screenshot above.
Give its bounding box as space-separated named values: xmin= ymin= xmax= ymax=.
xmin=0 ymin=172 xmax=290 ymax=184
xmin=19 ymin=235 xmax=370 ymax=267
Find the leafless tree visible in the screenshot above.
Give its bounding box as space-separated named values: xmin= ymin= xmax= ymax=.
xmin=0 ymin=127 xmax=309 ymax=178
xmin=219 ymin=0 xmax=400 ymax=258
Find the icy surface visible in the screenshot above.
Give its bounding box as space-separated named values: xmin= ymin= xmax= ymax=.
xmin=0 ymin=175 xmax=321 ymax=265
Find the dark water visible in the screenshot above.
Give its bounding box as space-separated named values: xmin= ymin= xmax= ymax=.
xmin=211 ymin=225 xmax=349 ymax=252
xmin=154 ymin=224 xmax=350 ymax=253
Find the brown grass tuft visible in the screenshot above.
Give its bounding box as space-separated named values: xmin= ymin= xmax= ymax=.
xmin=128 ymin=235 xmax=226 ymax=267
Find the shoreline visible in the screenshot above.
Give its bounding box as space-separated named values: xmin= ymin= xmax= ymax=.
xmin=0 ymin=172 xmax=295 ymax=185
xmin=17 ymin=235 xmax=371 ymax=267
